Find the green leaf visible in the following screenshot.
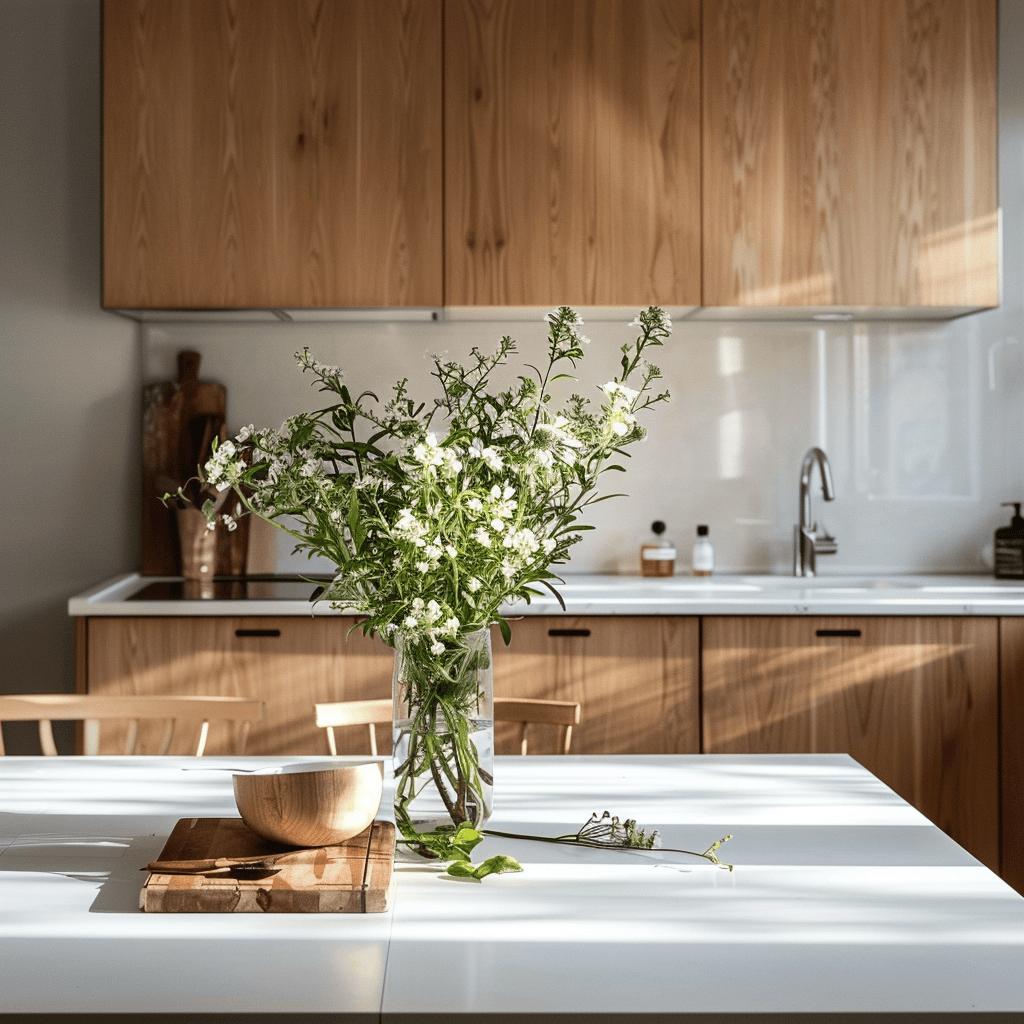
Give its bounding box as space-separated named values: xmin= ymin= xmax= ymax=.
xmin=452 ymin=826 xmax=484 ymax=854
xmin=445 ymin=861 xmax=480 ymax=879
xmin=472 ymin=855 xmax=523 ymax=879
xmin=498 ymin=616 xmax=512 ymax=646
xmin=444 ymin=854 xmax=523 ymax=882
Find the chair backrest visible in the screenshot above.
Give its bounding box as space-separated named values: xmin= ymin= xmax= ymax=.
xmin=315 ymin=698 xmax=393 ymax=757
xmin=314 ymin=696 xmax=580 ymax=756
xmin=0 ymin=694 xmax=264 ymax=756
xmin=493 ymin=697 xmax=581 ymax=755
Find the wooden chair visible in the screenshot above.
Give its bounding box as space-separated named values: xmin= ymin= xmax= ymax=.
xmin=494 ymin=697 xmax=581 ymax=755
xmin=316 ymin=698 xmax=393 ymax=757
xmin=315 ymin=696 xmax=581 ymax=756
xmin=0 ymin=694 xmax=264 ymax=756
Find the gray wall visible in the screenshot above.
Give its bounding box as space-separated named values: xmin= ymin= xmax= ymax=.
xmin=0 ymin=0 xmax=139 ymax=750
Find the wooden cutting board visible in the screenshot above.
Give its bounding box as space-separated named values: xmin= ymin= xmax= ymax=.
xmin=140 ymin=817 xmax=396 ymax=913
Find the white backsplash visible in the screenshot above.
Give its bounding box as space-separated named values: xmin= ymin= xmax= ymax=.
xmin=143 ymin=306 xmax=1024 ymax=578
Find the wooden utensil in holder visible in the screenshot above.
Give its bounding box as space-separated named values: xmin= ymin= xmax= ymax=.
xmin=142 ymin=351 xmax=250 ymax=576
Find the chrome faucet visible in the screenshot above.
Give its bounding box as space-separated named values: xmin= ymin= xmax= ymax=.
xmin=794 ymin=447 xmax=837 ymax=576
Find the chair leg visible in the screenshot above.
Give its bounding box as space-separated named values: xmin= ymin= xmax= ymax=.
xmin=195 ymin=720 xmax=210 ymax=757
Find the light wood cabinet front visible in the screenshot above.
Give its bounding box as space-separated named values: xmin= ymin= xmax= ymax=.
xmin=701 ymin=616 xmax=999 ymax=870
xmin=103 ymin=0 xmax=443 ymax=309
xmin=702 ymin=0 xmax=998 ymax=310
xmin=494 ymin=617 xmax=700 ymax=755
xmin=84 ymin=617 xmax=393 ymax=756
xmin=444 ymin=0 xmax=701 ymax=307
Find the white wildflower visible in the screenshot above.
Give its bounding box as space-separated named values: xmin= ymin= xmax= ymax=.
xmin=473 ymin=528 xmax=492 ymax=548
xmin=416 ymin=561 xmax=430 ymax=573
xmin=466 ymin=496 xmax=484 ymax=512
xmin=490 ymin=517 xmax=505 ymax=532
xmin=443 ymin=617 xmax=460 ymax=635
xmin=467 ymin=577 xmax=482 ymax=592
xmin=404 ymin=616 xmax=418 ymax=628
xmin=602 ymin=381 xmax=640 ymax=404
xmin=236 ymin=424 xmax=254 ymax=442
xmin=430 ymin=639 xmax=446 ymax=656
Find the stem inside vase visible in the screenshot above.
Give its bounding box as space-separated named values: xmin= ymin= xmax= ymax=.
xmin=392 ymin=627 xmax=494 ymax=841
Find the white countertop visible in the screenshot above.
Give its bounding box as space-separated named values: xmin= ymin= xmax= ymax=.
xmin=1 ymin=754 xmax=1023 ymax=1022
xmin=69 ymin=571 xmax=1024 ymax=616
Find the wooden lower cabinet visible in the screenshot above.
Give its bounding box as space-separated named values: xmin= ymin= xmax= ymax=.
xmin=1000 ymin=618 xmax=1024 ymax=893
xmin=82 ymin=617 xmax=393 ymax=756
xmin=80 ymin=614 xmax=700 ymax=758
xmin=494 ymin=617 xmax=700 ymax=755
xmin=701 ymin=616 xmax=1000 ymax=871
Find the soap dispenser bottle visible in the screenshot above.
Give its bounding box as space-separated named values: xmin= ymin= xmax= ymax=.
xmin=640 ymin=521 xmax=676 ymax=577
xmin=995 ymin=503 xmax=1024 ymax=579
xmin=692 ymin=525 xmax=714 ymax=577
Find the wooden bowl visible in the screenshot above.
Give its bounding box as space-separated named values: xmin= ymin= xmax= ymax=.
xmin=232 ymin=761 xmax=383 ymax=847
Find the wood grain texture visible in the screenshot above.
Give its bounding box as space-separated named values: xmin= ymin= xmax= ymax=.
xmin=141 ymin=817 xmax=395 ymax=913
xmin=492 ymin=617 xmax=699 ymax=754
xmin=701 ymin=616 xmax=999 ymax=870
xmin=104 ymin=0 xmax=443 ymax=308
xmin=0 ymin=694 xmax=262 ymax=756
xmin=1000 ymin=618 xmax=1024 ymax=893
xmin=445 ymin=0 xmax=701 ymax=306
xmin=702 ymin=0 xmax=998 ymax=308
xmin=233 ymin=762 xmax=383 ymax=847
xmin=85 ymin=616 xmax=394 ymax=755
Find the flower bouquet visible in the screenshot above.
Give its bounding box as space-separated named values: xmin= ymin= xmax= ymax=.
xmin=194 ymin=306 xmax=671 ymax=847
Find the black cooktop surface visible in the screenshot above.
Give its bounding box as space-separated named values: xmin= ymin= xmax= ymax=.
xmin=128 ymin=575 xmax=333 ymax=602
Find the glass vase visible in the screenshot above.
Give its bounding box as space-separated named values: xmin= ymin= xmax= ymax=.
xmin=392 ymin=627 xmax=494 ymax=843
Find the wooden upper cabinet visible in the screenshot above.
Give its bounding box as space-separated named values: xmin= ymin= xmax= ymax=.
xmin=444 ymin=0 xmax=701 ymax=307
xmin=103 ymin=0 xmax=443 ymax=309
xmin=702 ymin=0 xmax=998 ymax=310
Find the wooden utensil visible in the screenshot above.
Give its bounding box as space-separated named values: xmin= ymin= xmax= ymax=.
xmin=141 ymin=350 xmax=250 ymax=575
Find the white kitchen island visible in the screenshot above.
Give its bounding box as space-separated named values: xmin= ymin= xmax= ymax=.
xmin=1 ymin=754 xmax=1023 ymax=1022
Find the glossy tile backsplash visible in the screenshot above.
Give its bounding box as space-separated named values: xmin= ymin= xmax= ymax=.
xmin=143 ymin=308 xmax=1022 ymax=577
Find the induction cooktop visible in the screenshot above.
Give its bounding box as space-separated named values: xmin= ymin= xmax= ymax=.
xmin=127 ymin=575 xmax=334 ymax=602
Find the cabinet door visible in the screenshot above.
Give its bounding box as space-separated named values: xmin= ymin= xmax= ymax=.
xmin=494 ymin=617 xmax=699 ymax=754
xmin=103 ymin=0 xmax=443 ymax=309
xmin=702 ymin=0 xmax=998 ymax=309
xmin=1001 ymin=618 xmax=1024 ymax=893
xmin=85 ymin=617 xmax=393 ymax=755
xmin=701 ymin=616 xmax=999 ymax=870
xmin=444 ymin=0 xmax=701 ymax=307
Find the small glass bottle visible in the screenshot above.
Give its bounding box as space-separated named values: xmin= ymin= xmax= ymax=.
xmin=640 ymin=521 xmax=676 ymax=577
xmin=692 ymin=524 xmax=714 ymax=577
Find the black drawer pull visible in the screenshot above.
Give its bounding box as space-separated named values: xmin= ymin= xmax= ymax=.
xmin=235 ymin=628 xmax=281 ymax=638
xmin=816 ymin=629 xmax=861 ymax=638
xmin=548 ymin=628 xmax=591 ymax=638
